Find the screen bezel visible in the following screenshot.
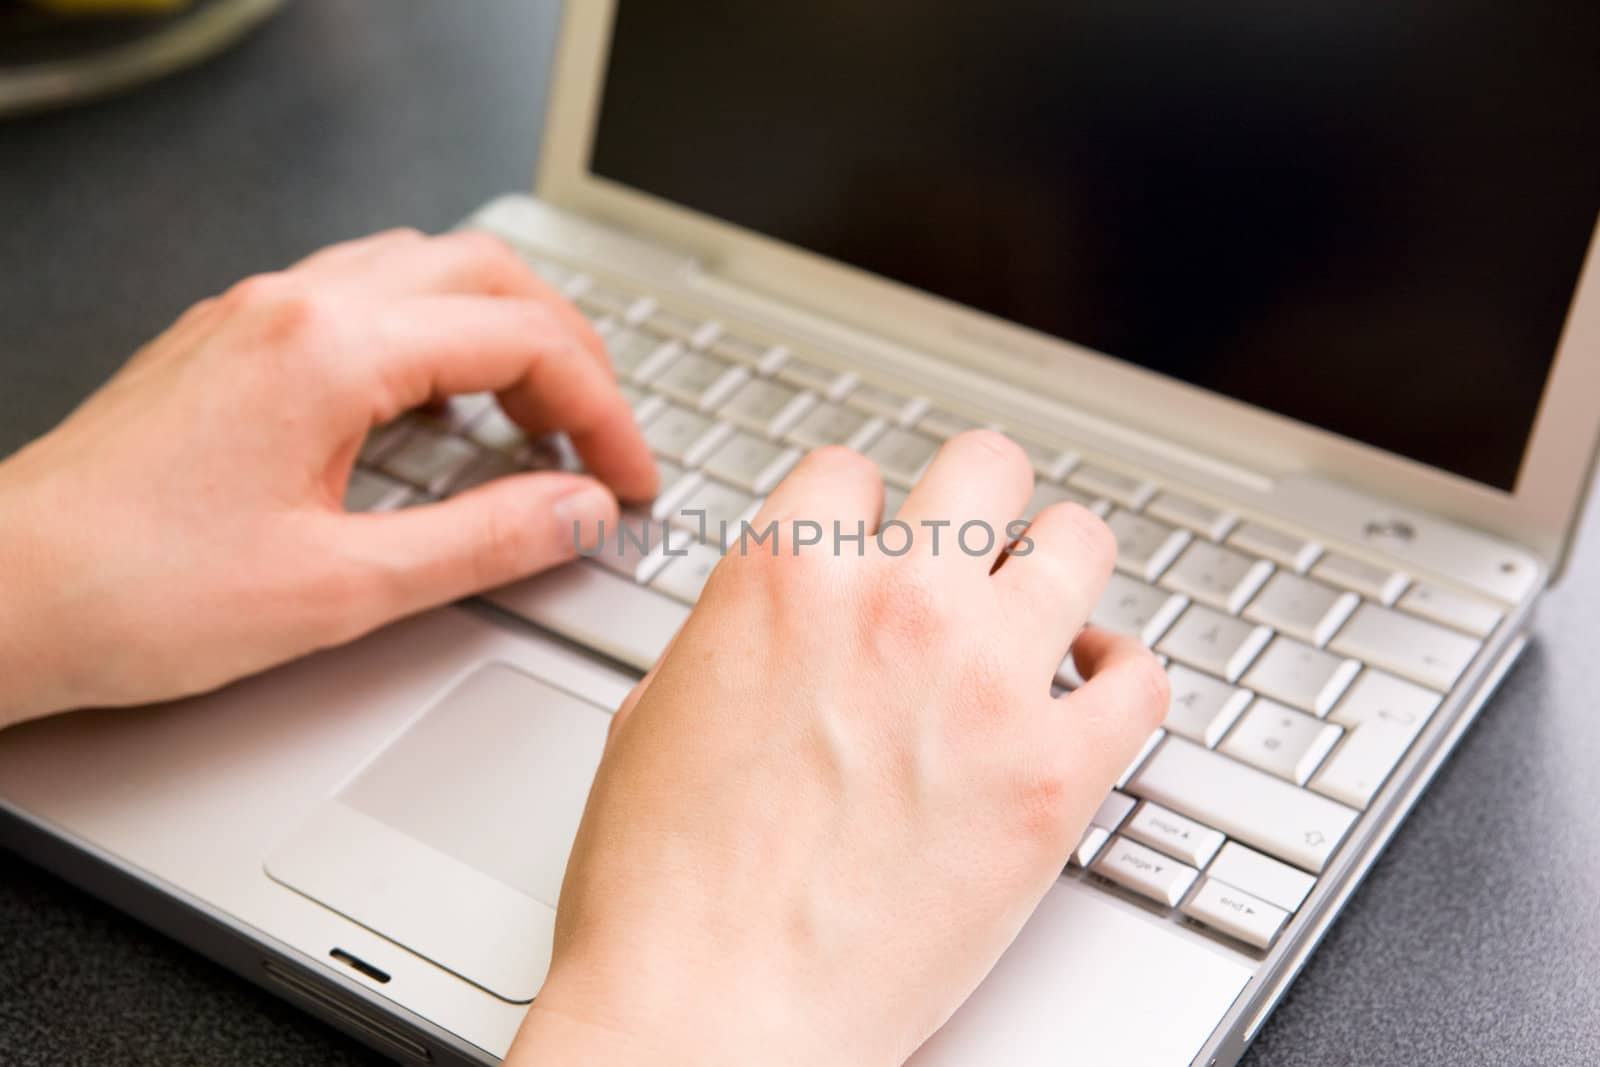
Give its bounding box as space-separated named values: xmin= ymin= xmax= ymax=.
xmin=534 ymin=0 xmax=1600 ymax=571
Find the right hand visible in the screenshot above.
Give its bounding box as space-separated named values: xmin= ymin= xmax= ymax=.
xmin=511 ymin=432 xmax=1169 ymax=1067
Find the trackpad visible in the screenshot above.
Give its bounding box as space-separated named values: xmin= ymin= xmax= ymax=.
xmin=266 ymin=662 xmax=611 ymax=1003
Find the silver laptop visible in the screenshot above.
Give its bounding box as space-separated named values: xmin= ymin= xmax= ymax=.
xmin=3 ymin=3 xmax=1598 ymax=1065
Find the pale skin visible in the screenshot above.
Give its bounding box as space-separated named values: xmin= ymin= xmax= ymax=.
xmin=0 ymin=230 xmax=1168 ymax=1066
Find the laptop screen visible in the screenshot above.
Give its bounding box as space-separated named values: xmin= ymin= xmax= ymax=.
xmin=590 ymin=3 xmax=1600 ymax=491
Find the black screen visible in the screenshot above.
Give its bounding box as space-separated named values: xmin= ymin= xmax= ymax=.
xmin=592 ymin=3 xmax=1600 ymax=490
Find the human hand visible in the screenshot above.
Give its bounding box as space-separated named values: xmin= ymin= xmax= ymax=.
xmin=0 ymin=228 xmax=655 ymax=726
xmin=511 ymin=434 xmax=1167 ymax=1067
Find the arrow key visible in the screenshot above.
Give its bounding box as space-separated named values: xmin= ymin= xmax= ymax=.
xmin=1182 ymin=876 xmax=1290 ymax=949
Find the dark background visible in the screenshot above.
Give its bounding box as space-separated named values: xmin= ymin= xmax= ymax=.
xmin=2 ymin=2 xmax=1599 ymax=1064
xmin=595 ymin=1 xmax=1600 ymax=491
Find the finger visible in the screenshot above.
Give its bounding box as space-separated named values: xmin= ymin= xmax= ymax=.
xmin=893 ymin=429 xmax=1034 ymax=572
xmin=297 ymin=229 xmax=613 ymax=377
xmin=1051 ymin=627 xmax=1169 ymax=776
xmin=358 ymin=295 xmax=656 ymax=500
xmin=748 ymin=445 xmax=884 ymax=554
xmin=991 ymin=500 xmax=1116 ymax=664
xmin=288 ymin=227 xmax=426 ymax=274
xmin=336 ymin=471 xmax=619 ymax=623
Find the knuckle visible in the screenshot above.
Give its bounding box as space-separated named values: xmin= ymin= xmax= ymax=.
xmin=452 ymin=229 xmax=529 ymax=288
xmin=376 ymin=225 xmax=424 ymax=243
xmin=1011 ymin=759 xmax=1072 ymax=843
xmin=1046 ymin=502 xmax=1117 ymax=572
xmin=955 ymin=428 xmax=1030 ymax=472
xmin=219 ymin=272 xmax=289 ymax=313
xmin=861 ymin=561 xmax=944 ymax=642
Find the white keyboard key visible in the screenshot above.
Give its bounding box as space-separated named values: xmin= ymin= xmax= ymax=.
xmin=603 ymin=326 xmax=672 ymax=379
xmin=1206 ymin=842 xmax=1315 ymax=912
xmin=916 ymin=408 xmax=987 ymax=439
xmin=1069 ymin=825 xmax=1112 ymax=867
xmin=717 ymin=378 xmax=813 ymax=437
xmin=883 ymin=485 xmax=908 ymax=521
xmin=1311 ymin=670 xmax=1442 ymax=809
xmin=1329 ymin=603 xmax=1481 ymax=692
xmin=525 ymin=258 xmax=575 ymax=289
xmin=1327 ymin=668 xmax=1442 ymax=732
xmin=1092 ymin=790 xmax=1137 ymax=830
xmin=861 ymin=427 xmax=940 ymax=488
xmin=667 ymin=479 xmax=758 ymax=546
xmin=1054 ymin=653 xmax=1085 ymax=690
xmin=1145 ymin=492 xmax=1237 ymax=541
xmin=1398 ymin=582 xmax=1503 ymax=638
xmin=1012 ymin=435 xmax=1078 ymax=481
xmin=774 ymin=355 xmax=856 ymax=400
xmin=1067 ymin=464 xmax=1155 ymax=509
xmin=380 ymin=427 xmax=480 ymax=493
xmin=1311 ymin=552 xmax=1409 ymax=605
xmin=1160 ymin=540 xmax=1273 ymax=614
xmin=705 ymin=332 xmax=777 ymax=368
xmin=358 ymin=419 xmax=413 ymax=465
xmin=444 ymin=450 xmax=523 ymax=494
xmin=1024 ymin=481 xmax=1109 ymax=520
xmin=1090 ymin=573 xmax=1189 ymax=646
xmin=1227 ymin=521 xmax=1321 ymax=573
xmin=1239 ymin=637 xmax=1361 ymax=716
xmin=521 ymin=434 xmax=582 ymax=474
xmin=845 ymin=384 xmax=927 ymax=426
xmin=1163 ymin=664 xmax=1251 ymax=747
xmin=433 ymin=392 xmax=496 ymax=432
xmin=1308 ymin=718 xmax=1418 ymax=810
xmin=344 ymin=469 xmax=410 ymax=512
xmin=1128 ymin=737 xmax=1358 ymax=872
xmin=1106 ymin=509 xmax=1192 ymax=582
xmin=1092 ymin=836 xmax=1199 ymax=907
xmin=1242 ymin=571 xmax=1359 ymax=647
xmin=651 ymin=351 xmax=747 ymax=411
xmin=1123 ymin=802 xmax=1225 ymax=866
xmin=1117 ymin=728 xmax=1165 ymax=789
xmin=785 ymin=402 xmax=884 ymax=450
xmin=700 ymin=432 xmax=801 ymax=494
xmin=484 ymin=562 xmax=688 ymax=672
xmin=643 ymin=404 xmax=726 ymax=465
xmin=1155 ymin=605 xmax=1273 ymax=682
xmin=465 ymin=406 xmax=527 ymax=453
xmin=641 ymin=306 xmax=715 ymax=346
xmin=1218 ymin=698 xmax=1342 ymax=785
xmin=649 ymin=539 xmax=725 ymax=605
xmin=588 ymin=511 xmax=673 ymax=584
xmin=1182 ymin=877 xmax=1289 ymax=949
xmin=576 ymin=285 xmax=647 ymax=322
xmin=644 ymin=459 xmax=696 ymax=520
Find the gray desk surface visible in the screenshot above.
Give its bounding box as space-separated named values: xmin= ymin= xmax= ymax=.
xmin=1 ymin=2 xmax=1597 ymax=1064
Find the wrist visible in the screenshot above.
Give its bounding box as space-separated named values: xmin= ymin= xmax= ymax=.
xmin=0 ymin=445 xmax=82 ymax=727
xmin=509 ymin=958 xmax=813 ymax=1067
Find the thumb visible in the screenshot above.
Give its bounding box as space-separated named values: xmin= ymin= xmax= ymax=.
xmin=342 ymin=471 xmax=619 ymax=622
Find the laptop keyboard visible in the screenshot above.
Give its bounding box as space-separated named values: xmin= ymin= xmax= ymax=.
xmin=348 ymin=253 xmax=1507 ymax=954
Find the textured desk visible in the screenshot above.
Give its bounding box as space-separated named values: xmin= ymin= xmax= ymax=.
xmin=2 ymin=2 xmax=1597 ymax=1064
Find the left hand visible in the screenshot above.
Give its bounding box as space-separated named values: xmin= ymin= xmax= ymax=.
xmin=0 ymin=228 xmax=656 ymax=726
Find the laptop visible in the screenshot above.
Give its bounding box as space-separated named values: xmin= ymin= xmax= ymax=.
xmin=3 ymin=3 xmax=1598 ymax=1064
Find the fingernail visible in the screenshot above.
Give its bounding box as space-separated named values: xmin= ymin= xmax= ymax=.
xmin=554 ymin=484 xmax=617 ymax=556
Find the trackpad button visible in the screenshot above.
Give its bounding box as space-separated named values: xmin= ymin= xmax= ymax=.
xmin=266 ymin=661 xmax=611 ymax=1003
